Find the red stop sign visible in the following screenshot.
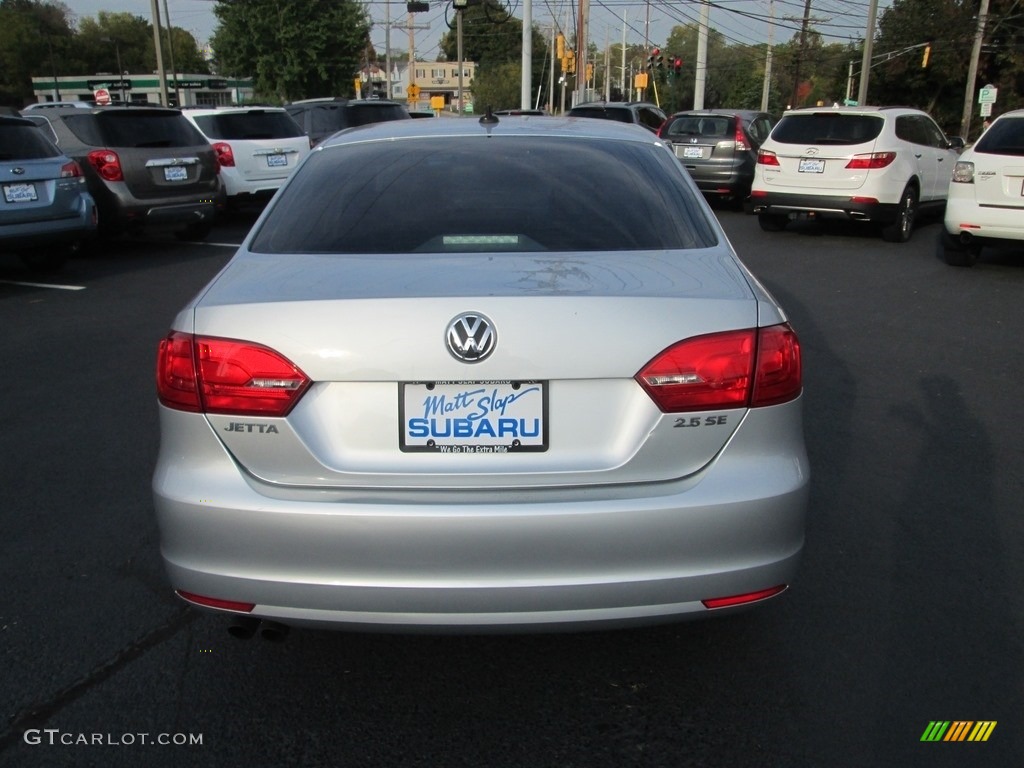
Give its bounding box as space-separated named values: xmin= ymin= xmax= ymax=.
xmin=94 ymin=88 xmax=111 ymax=106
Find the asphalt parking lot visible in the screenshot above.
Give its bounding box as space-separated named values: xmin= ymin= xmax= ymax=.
xmin=0 ymin=208 xmax=1020 ymax=768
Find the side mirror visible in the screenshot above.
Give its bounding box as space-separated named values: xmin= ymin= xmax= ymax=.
xmin=948 ymin=136 xmax=966 ymax=150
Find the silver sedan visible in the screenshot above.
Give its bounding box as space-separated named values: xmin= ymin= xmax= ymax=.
xmin=153 ymin=114 xmax=809 ymax=637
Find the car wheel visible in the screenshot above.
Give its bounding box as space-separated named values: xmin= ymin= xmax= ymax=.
xmin=937 ymin=228 xmax=980 ymax=267
xmin=882 ymin=185 xmax=918 ymax=243
xmin=175 ymin=221 xmax=213 ymax=242
xmin=20 ymin=249 xmax=69 ymax=273
xmin=758 ymin=212 xmax=788 ymax=232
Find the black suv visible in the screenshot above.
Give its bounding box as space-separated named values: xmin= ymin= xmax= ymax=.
xmin=284 ymin=99 xmax=410 ymax=146
xmin=657 ymin=109 xmax=775 ymax=207
xmin=567 ymin=101 xmax=667 ymax=133
xmin=23 ymin=105 xmax=223 ymax=240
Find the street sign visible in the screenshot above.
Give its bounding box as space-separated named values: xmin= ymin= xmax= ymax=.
xmin=978 ymin=86 xmax=998 ymax=104
xmin=93 ymin=88 xmax=111 ymax=106
xmin=979 ymin=101 xmax=993 ymax=117
xmin=407 ymin=84 xmax=420 ymax=99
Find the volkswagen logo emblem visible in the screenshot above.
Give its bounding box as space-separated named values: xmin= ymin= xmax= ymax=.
xmin=446 ymin=312 xmax=496 ymax=363
xmin=11 ymin=167 xmax=25 ymax=175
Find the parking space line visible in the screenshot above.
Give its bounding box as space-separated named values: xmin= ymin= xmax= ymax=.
xmin=0 ymin=280 xmax=86 ymax=291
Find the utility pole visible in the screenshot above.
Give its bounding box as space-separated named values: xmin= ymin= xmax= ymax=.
xmin=694 ymin=0 xmax=710 ymax=109
xmin=521 ymin=0 xmax=532 ymax=110
xmin=162 ymin=0 xmax=180 ymax=106
xmin=856 ymin=0 xmax=878 ymax=105
xmin=960 ymin=0 xmax=991 ymax=140
xmin=760 ymin=0 xmax=774 ymax=112
xmin=790 ymin=0 xmax=812 ymax=108
xmin=149 ymin=0 xmax=169 ymax=106
xmin=575 ymin=0 xmax=589 ymax=106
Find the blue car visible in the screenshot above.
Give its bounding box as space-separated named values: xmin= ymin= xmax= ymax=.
xmin=0 ymin=115 xmax=97 ymax=271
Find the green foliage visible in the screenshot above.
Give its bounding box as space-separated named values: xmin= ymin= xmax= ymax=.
xmin=469 ymin=61 xmax=523 ymax=112
xmin=211 ymin=0 xmax=370 ymax=102
xmin=0 ymin=0 xmax=74 ymax=106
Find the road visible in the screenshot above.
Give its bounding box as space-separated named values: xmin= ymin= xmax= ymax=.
xmin=0 ymin=209 xmax=1020 ymax=768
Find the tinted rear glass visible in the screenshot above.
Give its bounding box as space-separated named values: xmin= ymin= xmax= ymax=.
xmin=974 ymin=117 xmax=1024 ymax=156
xmin=251 ymin=136 xmax=716 ymax=254
xmin=63 ymin=111 xmax=206 ymax=148
xmin=192 ymin=111 xmax=304 ymax=140
xmin=343 ymin=104 xmax=410 ymax=128
xmin=569 ymin=107 xmax=634 ymax=124
xmin=0 ymin=123 xmax=61 ymax=160
xmin=663 ymin=115 xmax=734 ymax=139
xmin=771 ymin=113 xmax=883 ymax=145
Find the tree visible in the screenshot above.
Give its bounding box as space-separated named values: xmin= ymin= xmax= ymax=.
xmin=0 ymin=0 xmax=74 ymax=106
xmin=438 ymin=1 xmax=548 ymax=106
xmin=72 ymin=12 xmax=156 ymax=78
xmin=211 ymin=0 xmax=370 ymax=102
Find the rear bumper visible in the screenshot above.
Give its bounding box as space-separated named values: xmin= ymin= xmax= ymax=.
xmin=153 ymin=399 xmax=810 ymax=632
xmin=944 ymin=196 xmax=1024 ymax=243
xmin=751 ymin=191 xmax=898 ymax=223
xmin=0 ymin=195 xmax=97 ymax=249
xmin=93 ymin=183 xmax=223 ymax=233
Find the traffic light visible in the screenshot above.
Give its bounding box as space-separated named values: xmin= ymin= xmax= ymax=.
xmin=647 ymin=47 xmax=660 ymax=70
xmin=556 ymin=34 xmax=565 ymax=60
xmin=921 ymin=43 xmax=931 ymax=68
xmin=586 ymin=62 xmax=594 ymax=82
xmin=673 ymin=57 xmax=682 ymax=74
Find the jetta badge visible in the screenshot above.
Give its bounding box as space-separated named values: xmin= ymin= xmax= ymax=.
xmin=446 ymin=312 xmax=496 ymax=363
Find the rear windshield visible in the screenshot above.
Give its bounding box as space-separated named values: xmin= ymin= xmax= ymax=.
xmin=62 ymin=111 xmax=206 ymax=148
xmin=974 ymin=117 xmax=1024 ymax=156
xmin=771 ymin=113 xmax=883 ymax=145
xmin=192 ymin=111 xmax=304 ymax=140
xmin=0 ymin=123 xmax=61 ymax=160
xmin=569 ymin=107 xmax=634 ymax=124
xmin=250 ymin=136 xmax=716 ymax=254
xmin=663 ymin=115 xmax=734 ymax=139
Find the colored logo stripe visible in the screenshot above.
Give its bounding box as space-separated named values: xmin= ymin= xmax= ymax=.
xmin=921 ymin=721 xmax=996 ymax=742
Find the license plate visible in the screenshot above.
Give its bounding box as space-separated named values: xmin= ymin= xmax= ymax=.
xmin=682 ymin=146 xmax=703 ymax=159
xmin=164 ymin=166 xmax=188 ymax=182
xmin=400 ymin=381 xmax=548 ymax=453
xmin=266 ymin=153 xmax=288 ymax=168
xmin=3 ymin=183 xmax=38 ymax=203
xmin=798 ymin=158 xmax=825 ymax=173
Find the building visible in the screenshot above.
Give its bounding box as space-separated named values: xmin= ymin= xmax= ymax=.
xmin=360 ymin=60 xmax=476 ymax=112
xmin=30 ymin=74 xmax=255 ymax=108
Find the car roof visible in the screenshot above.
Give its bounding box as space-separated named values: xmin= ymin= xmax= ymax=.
xmin=780 ymin=105 xmax=925 ymax=115
xmin=184 ymin=106 xmax=288 ymax=115
xmin=0 ymin=115 xmax=38 ymax=127
xmin=317 ymin=114 xmax=665 ymax=148
xmin=668 ymin=108 xmax=766 ymax=117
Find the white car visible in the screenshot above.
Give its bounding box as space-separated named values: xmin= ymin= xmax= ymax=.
xmin=182 ymin=107 xmax=310 ymax=205
xmin=751 ymin=106 xmax=964 ymax=242
xmin=939 ymin=109 xmax=1024 ymax=266
xmin=153 ymin=116 xmax=808 ymax=639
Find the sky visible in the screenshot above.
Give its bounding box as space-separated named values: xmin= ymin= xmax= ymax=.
xmin=69 ymin=0 xmax=890 ymax=62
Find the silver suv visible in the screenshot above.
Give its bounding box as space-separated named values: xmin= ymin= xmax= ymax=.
xmin=751 ymin=106 xmax=964 ymax=242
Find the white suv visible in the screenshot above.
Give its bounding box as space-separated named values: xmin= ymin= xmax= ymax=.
xmin=751 ymin=106 xmax=964 ymax=242
xmin=183 ymin=107 xmax=311 ymax=206
xmin=939 ymin=109 xmax=1024 ymax=266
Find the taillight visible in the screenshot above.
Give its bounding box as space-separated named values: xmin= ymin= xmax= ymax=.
xmin=951 ymin=160 xmax=974 ymax=183
xmin=86 ymin=149 xmax=123 ymax=181
xmin=176 ymin=591 xmax=255 ymax=613
xmin=59 ymin=160 xmax=82 ymax=178
xmin=845 ymin=152 xmax=896 ymax=169
xmin=157 ymin=332 xmax=311 ymax=417
xmin=702 ymin=585 xmax=787 ymax=609
xmin=636 ymin=324 xmax=801 ymax=412
xmin=734 ymin=121 xmax=748 ymax=150
xmin=212 ymin=141 xmax=235 ymax=168
xmin=757 ymin=149 xmax=779 ymax=166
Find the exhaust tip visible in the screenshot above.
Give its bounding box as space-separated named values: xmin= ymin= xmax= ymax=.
xmin=259 ymin=620 xmax=290 ymax=642
xmin=959 ymin=231 xmax=974 ymax=245
xmin=227 ymin=616 xmax=260 ymax=640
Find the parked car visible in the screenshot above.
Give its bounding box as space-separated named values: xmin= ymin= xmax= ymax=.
xmin=567 ymin=101 xmax=667 ymax=133
xmin=284 ymin=98 xmax=410 ymax=145
xmin=183 ymin=106 xmax=310 ymax=207
xmin=23 ymin=105 xmax=223 ymax=241
xmin=939 ymin=109 xmax=1024 ymax=266
xmin=751 ymin=105 xmax=964 ymax=242
xmin=494 ymin=109 xmax=547 ymax=116
xmin=153 ymin=115 xmax=808 ymax=638
xmin=657 ymin=109 xmax=774 ymax=207
xmin=0 ymin=115 xmax=97 ymax=271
